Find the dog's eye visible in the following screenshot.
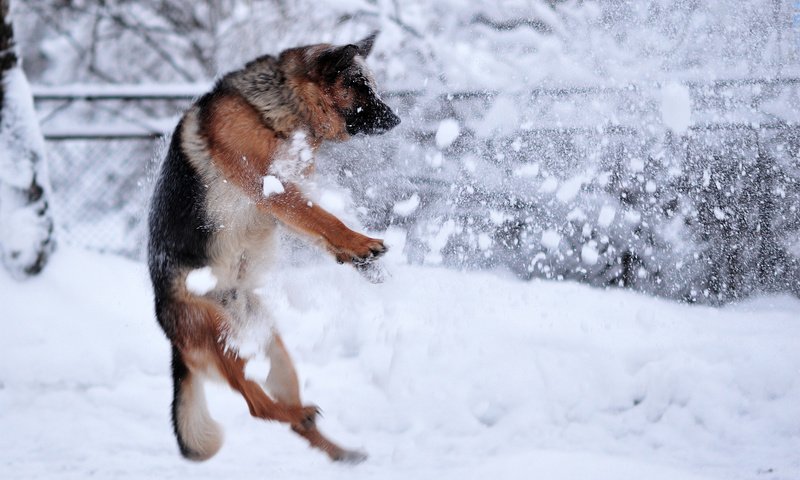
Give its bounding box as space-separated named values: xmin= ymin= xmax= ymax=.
xmin=343 ymin=74 xmax=367 ymax=88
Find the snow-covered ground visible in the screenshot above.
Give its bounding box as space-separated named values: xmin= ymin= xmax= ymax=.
xmin=1 ymin=246 xmax=798 ymax=480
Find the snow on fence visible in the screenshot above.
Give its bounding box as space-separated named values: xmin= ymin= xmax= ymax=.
xmin=34 ymin=79 xmax=800 ymax=303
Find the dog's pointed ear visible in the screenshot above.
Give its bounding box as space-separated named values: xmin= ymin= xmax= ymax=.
xmin=355 ymin=31 xmax=379 ymax=58
xmin=317 ymin=44 xmax=359 ymax=80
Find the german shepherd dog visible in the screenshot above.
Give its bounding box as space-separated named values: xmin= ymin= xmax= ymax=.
xmin=147 ymin=32 xmax=399 ymax=463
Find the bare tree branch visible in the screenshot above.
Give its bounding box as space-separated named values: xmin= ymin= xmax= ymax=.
xmin=102 ymin=8 xmax=197 ymax=81
xmin=471 ymin=13 xmax=552 ymax=34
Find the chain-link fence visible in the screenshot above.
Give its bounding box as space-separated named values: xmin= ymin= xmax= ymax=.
xmin=36 ymin=87 xmax=189 ymax=259
xmin=45 ymin=136 xmax=164 ymax=259
xmin=37 ymin=79 xmax=800 ymax=302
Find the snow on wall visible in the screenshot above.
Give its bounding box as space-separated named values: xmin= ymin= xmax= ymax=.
xmin=0 ymin=68 xmax=43 ymax=188
xmin=0 ymin=66 xmax=54 ymax=277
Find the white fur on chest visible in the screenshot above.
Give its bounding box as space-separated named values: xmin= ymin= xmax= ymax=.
xmin=205 ymin=183 xmax=278 ymax=291
xmin=181 ymin=108 xmax=279 ymax=293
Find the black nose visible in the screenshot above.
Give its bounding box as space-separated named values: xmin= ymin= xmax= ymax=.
xmin=345 ymin=102 xmax=401 ymax=135
xmin=381 ymin=110 xmax=401 ymax=130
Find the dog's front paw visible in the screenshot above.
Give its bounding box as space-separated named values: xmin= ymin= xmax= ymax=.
xmin=331 ymin=234 xmax=387 ymax=265
xmin=355 ymin=239 xmax=387 ymax=264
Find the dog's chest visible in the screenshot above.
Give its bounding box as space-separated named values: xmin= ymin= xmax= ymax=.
xmin=182 ymin=107 xmax=280 ymax=291
xmin=204 ymin=179 xmax=278 ymax=291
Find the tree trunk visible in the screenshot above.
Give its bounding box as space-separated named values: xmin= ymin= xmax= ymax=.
xmin=0 ymin=0 xmax=54 ymax=278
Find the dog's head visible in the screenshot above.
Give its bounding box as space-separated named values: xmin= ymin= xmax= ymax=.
xmin=302 ymin=32 xmax=401 ymax=136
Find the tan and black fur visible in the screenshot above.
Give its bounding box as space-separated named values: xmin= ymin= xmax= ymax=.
xmin=147 ymin=32 xmax=399 ymax=463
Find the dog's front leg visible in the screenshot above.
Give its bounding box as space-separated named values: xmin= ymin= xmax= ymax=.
xmin=260 ymin=182 xmax=387 ymax=266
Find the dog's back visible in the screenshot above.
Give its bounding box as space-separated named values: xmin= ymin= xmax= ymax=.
xmin=148 ymin=98 xmax=221 ymax=460
xmin=148 ymin=116 xmax=210 ymax=324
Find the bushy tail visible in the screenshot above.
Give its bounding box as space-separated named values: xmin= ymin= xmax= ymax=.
xmin=171 ymin=347 xmax=223 ymax=461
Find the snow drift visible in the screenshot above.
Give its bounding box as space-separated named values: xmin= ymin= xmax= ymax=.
xmin=1 ymin=246 xmax=798 ymax=479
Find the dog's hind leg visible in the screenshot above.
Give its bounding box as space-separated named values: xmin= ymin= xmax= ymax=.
xmin=158 ymin=295 xmax=225 ymax=461
xmin=265 ymin=333 xmax=368 ymax=464
xmin=174 ymin=296 xmax=319 ymax=430
xmin=210 ymin=335 xmax=319 ymax=428
xmin=170 ymin=346 xmax=224 ymax=461
xmin=264 ymin=333 xmax=301 ymax=405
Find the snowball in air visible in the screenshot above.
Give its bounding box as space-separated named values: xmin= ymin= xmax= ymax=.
xmin=393 ymin=193 xmax=421 ymax=216
xmin=581 ymin=242 xmax=599 ymax=265
xmin=661 ymin=82 xmax=692 ymax=134
xmin=435 ymin=118 xmax=460 ymax=149
xmin=262 ymin=175 xmax=285 ymax=197
xmin=541 ymin=230 xmax=561 ymax=250
xmin=598 ymin=205 xmax=616 ymax=228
